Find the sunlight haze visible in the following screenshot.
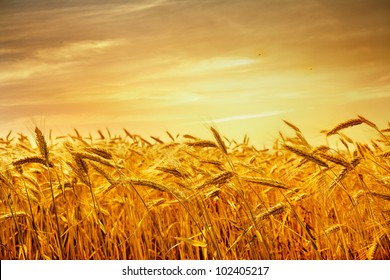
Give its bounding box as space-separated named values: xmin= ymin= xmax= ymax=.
xmin=1 ymin=0 xmax=389 ymax=146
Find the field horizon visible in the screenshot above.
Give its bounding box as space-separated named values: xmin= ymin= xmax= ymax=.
xmin=0 ymin=115 xmax=389 ymax=260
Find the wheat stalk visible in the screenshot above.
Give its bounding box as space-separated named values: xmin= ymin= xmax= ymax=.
xmin=185 ymin=140 xmax=217 ymax=148
xmin=85 ymin=147 xmax=113 ymax=159
xmin=240 ymin=176 xmax=289 ymax=189
xmin=199 ymin=160 xmax=225 ymax=169
xmin=210 ymin=127 xmax=228 ymax=155
xmin=328 ymin=167 xmax=349 ymax=190
xmin=165 ymin=131 xmax=174 ymax=141
xmin=283 ymin=144 xmax=328 ymax=167
xmin=369 ymin=192 xmax=390 ymax=201
xmin=323 ymin=224 xmax=344 ymax=236
xmin=0 ymin=211 xmax=27 ymax=221
xmin=156 ymin=166 xmax=190 ymax=179
xmin=255 ymin=202 xmax=286 ymax=221
xmin=204 ymin=188 xmax=221 ymax=199
xmin=73 ymin=152 xmax=114 ymax=168
xmin=326 ymin=118 xmax=363 ymax=136
xmin=12 ymin=157 xmax=48 ymax=167
xmin=128 ymin=178 xmax=170 ymax=193
xmin=34 ymin=127 xmax=49 ymax=162
xmin=199 ymin=171 xmax=235 ymax=188
xmin=283 ymin=120 xmax=301 ymax=133
xmin=358 ymin=115 xmax=377 ymax=129
xmin=366 ymin=241 xmax=379 ymax=260
xmin=150 ymin=136 xmax=164 ymax=144
xmin=317 ymin=152 xmax=351 ymax=168
xmin=378 ymin=150 xmax=390 ymax=158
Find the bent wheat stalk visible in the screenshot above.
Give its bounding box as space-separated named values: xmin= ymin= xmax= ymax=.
xmin=326 ymin=118 xmax=363 ymax=136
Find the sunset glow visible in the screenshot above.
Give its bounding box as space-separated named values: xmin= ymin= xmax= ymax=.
xmin=1 ymin=1 xmax=390 ymax=263
xmin=1 ymin=0 xmax=389 ymax=144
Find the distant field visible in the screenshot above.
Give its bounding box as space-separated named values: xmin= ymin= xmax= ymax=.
xmin=0 ymin=116 xmax=389 ymax=260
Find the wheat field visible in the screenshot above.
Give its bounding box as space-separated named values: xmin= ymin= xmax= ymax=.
xmin=0 ymin=116 xmax=389 ymax=260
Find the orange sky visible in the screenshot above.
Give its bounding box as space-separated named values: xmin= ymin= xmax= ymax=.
xmin=1 ymin=0 xmax=389 ymax=146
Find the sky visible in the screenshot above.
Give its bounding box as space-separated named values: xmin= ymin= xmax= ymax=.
xmin=1 ymin=0 xmax=389 ymax=146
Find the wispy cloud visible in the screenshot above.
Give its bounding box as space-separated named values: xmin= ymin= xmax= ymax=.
xmin=171 ymin=57 xmax=256 ymax=76
xmin=0 ymin=39 xmax=118 ymax=82
xmin=211 ymin=110 xmax=292 ymax=124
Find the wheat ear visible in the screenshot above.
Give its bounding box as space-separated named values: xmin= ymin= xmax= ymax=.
xmin=210 ymin=126 xmax=228 ymax=155
xmin=326 ymin=118 xmax=363 ymax=136
xmin=34 ymin=127 xmax=49 ymax=162
xmin=255 ymin=202 xmax=286 ymax=221
xmin=283 ymin=144 xmax=328 ymax=167
xmin=241 ymin=176 xmax=289 ymax=189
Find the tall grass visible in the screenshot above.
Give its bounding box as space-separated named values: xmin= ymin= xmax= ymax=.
xmin=0 ymin=116 xmax=389 ymax=259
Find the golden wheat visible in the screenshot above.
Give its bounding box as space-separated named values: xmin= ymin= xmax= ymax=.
xmin=240 ymin=176 xmax=289 ymax=189
xmin=34 ymin=127 xmax=49 ymax=161
xmin=1 ymin=117 xmax=389 ymax=260
xmin=316 ymin=152 xmax=351 ymax=168
xmin=199 ymin=171 xmax=235 ymax=188
xmin=326 ymin=118 xmax=363 ymax=136
xmin=12 ymin=157 xmax=47 ymax=167
xmin=255 ymin=202 xmax=286 ymax=221
xmin=283 ymin=144 xmax=328 ymax=167
xmin=185 ymin=140 xmax=218 ymax=148
xmin=210 ymin=126 xmax=228 ymax=155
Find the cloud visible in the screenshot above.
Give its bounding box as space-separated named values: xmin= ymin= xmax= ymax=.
xmin=172 ymin=57 xmax=256 ymax=75
xmin=36 ymin=40 xmax=115 ymax=61
xmin=0 ymin=0 xmax=389 ymax=140
xmin=0 ymin=39 xmax=118 ymax=82
xmin=208 ymin=110 xmax=292 ymax=124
